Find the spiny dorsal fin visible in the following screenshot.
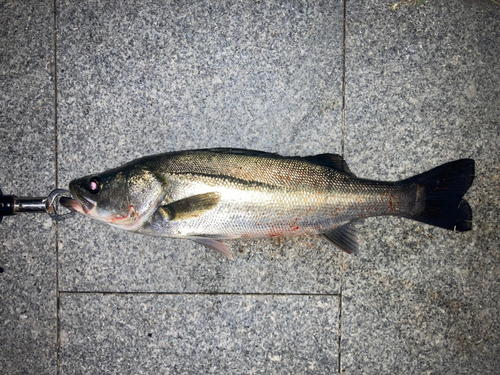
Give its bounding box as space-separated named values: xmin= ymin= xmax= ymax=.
xmin=303 ymin=154 xmax=356 ymax=177
xmin=159 ymin=192 xmax=221 ymax=221
xmin=321 ymin=220 xmax=363 ymax=255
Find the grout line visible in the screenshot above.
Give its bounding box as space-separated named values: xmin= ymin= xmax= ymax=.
xmin=341 ymin=0 xmax=347 ymax=158
xmin=59 ymin=291 xmax=341 ymax=297
xmin=53 ymin=4 xmax=59 ymax=189
xmin=52 ymin=1 xmax=61 ymax=375
xmin=56 ymin=278 xmax=61 ymax=375
xmin=338 ymin=252 xmax=344 ymax=374
xmin=339 ymin=1 xmax=347 ymax=373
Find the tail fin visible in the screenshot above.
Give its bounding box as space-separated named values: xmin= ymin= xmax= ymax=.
xmin=405 ymin=159 xmax=475 ymax=231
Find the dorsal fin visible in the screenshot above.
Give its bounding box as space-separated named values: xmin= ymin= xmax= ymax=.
xmin=204 ymin=148 xmax=279 ymax=157
xmin=202 ymin=148 xmax=356 ymax=176
xmin=303 ymin=154 xmax=356 ymax=177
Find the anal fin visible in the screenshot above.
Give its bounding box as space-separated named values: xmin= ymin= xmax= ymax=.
xmin=321 ymin=220 xmax=362 ymax=255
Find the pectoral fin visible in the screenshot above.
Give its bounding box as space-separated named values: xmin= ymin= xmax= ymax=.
xmin=322 ymin=220 xmax=363 ymax=255
xmin=159 ymin=192 xmax=221 ymax=221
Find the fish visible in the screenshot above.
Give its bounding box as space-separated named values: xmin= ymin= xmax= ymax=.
xmin=61 ymin=148 xmax=475 ymax=260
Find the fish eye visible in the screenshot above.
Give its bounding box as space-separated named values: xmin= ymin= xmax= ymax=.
xmin=88 ymin=177 xmax=102 ymax=194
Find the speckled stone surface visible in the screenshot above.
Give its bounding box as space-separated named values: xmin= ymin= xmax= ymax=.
xmin=58 ymin=222 xmax=340 ymax=293
xmin=60 ymin=294 xmax=339 ymax=374
xmin=0 ymin=1 xmax=56 ymax=374
xmin=56 ymin=0 xmax=344 ymax=294
xmin=2 ymin=0 xmax=500 ymax=373
xmin=341 ymin=0 xmax=500 ymax=373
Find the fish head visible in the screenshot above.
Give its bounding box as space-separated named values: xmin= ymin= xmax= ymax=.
xmin=63 ymin=165 xmax=166 ymax=229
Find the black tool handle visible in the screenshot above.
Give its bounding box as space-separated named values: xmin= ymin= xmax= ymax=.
xmin=0 ymin=191 xmax=15 ymax=218
xmin=0 ymin=189 xmax=47 ymax=223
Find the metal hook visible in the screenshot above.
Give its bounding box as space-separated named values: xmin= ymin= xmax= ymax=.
xmin=45 ymin=189 xmax=75 ymax=221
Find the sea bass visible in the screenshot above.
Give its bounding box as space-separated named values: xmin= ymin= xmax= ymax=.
xmin=61 ymin=149 xmax=475 ymax=259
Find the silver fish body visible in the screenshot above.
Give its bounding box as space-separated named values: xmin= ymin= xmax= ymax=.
xmin=63 ymin=149 xmax=474 ymax=259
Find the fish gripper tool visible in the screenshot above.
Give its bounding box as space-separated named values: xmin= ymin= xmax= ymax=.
xmin=0 ymin=188 xmax=74 ymax=223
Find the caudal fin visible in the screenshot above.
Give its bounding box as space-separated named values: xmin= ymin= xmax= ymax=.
xmin=405 ymin=159 xmax=475 ymax=231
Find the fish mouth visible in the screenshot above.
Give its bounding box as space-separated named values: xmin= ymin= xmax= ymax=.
xmin=60 ymin=186 xmax=95 ymax=215
xmin=59 ymin=196 xmax=78 ymax=212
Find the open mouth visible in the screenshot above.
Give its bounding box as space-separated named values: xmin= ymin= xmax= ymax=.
xmin=59 ymin=196 xmax=82 ymax=213
xmin=60 ymin=189 xmax=95 ymax=214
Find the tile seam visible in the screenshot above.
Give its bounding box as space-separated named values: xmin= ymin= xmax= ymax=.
xmin=58 ymin=291 xmax=341 ymax=297
xmin=338 ymin=0 xmax=348 ymax=373
xmin=341 ymin=0 xmax=347 ymax=158
xmin=52 ymin=1 xmax=61 ymax=375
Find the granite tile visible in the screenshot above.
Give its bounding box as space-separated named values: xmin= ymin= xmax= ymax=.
xmin=58 ymin=223 xmax=341 ymax=293
xmin=0 ymin=1 xmax=56 ymax=374
xmin=0 ymin=216 xmax=56 ymax=374
xmin=56 ymin=0 xmax=344 ymax=293
xmin=60 ymin=293 xmax=339 ymax=374
xmin=341 ymin=0 xmax=500 ymax=373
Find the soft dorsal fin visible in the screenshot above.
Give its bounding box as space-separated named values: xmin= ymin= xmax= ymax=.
xmin=321 ymin=220 xmax=363 ymax=255
xmin=303 ymin=154 xmax=356 ymax=177
xmin=204 ymin=148 xmax=279 ymax=157
xmin=159 ymin=192 xmax=221 ymax=221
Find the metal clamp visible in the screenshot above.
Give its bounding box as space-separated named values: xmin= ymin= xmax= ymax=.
xmin=0 ymin=188 xmax=74 ymax=223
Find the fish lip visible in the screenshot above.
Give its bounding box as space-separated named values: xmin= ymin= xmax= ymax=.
xmin=59 ymin=196 xmax=78 ymax=212
xmin=63 ymin=185 xmax=95 ymax=214
xmin=78 ymin=195 xmax=96 ymax=213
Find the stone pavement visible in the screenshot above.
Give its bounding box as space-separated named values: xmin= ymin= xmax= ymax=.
xmin=1 ymin=1 xmax=499 ymax=373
